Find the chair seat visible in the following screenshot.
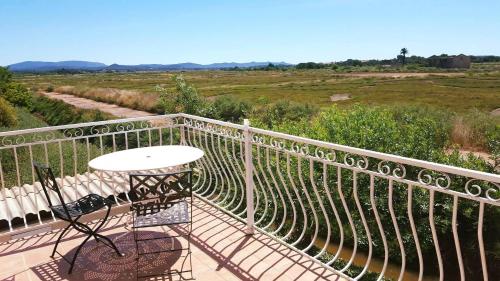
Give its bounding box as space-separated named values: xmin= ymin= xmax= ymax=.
xmin=133 ymin=201 xmax=190 ymax=228
xmin=51 ymin=194 xmax=110 ymax=220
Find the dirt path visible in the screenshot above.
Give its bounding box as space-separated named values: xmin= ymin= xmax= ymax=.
xmin=42 ymin=92 xmax=154 ymax=118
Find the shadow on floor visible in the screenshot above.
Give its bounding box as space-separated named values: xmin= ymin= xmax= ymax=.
xmin=174 ymin=200 xmax=341 ymax=281
xmin=30 ymin=231 xmax=189 ymax=281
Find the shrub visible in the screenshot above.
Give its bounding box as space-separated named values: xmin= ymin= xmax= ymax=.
xmin=2 ymin=83 xmax=33 ymax=108
xmin=252 ymin=100 xmax=318 ymax=129
xmin=485 ymin=124 xmax=500 ymax=169
xmin=0 ymin=67 xmax=32 ymax=109
xmin=158 ymin=75 xmax=207 ymax=115
xmin=206 ymin=96 xmax=251 ymax=123
xmin=0 ymin=97 xmax=17 ymax=127
xmin=272 ymin=104 xmax=452 ymax=161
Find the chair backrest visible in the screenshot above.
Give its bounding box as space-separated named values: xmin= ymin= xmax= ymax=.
xmin=33 ymin=162 xmax=70 ymax=217
xmin=129 ymin=170 xmax=192 ymax=205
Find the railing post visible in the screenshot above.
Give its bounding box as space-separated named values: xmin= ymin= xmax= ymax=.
xmin=243 ymin=119 xmax=255 ymax=235
xmin=180 ymin=119 xmax=186 ymax=145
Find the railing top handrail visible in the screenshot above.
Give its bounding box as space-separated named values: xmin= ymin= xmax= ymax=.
xmin=0 ymin=114 xmax=180 ymax=137
xmin=249 ymin=126 xmax=500 ymax=183
xmin=178 ymin=113 xmax=246 ymax=130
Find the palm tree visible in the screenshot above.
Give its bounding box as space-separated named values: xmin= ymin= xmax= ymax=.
xmin=400 ymin=48 xmax=409 ymax=65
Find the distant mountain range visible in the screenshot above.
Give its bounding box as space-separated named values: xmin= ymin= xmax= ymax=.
xmin=7 ymin=60 xmax=292 ymax=72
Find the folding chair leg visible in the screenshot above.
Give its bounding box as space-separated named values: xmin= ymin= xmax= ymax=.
xmin=91 ymin=206 xmax=123 ymax=257
xmin=134 ymin=228 xmax=140 ymax=279
xmin=51 ymin=222 xmax=72 ymax=258
xmin=187 ymin=233 xmax=194 ymax=280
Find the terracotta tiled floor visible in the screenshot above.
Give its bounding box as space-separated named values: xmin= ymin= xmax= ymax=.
xmin=0 ymin=199 xmax=343 ymax=281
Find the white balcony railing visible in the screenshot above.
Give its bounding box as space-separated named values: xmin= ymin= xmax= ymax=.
xmin=0 ymin=113 xmax=498 ymax=281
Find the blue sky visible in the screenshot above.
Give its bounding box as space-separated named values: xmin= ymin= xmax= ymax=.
xmin=0 ymin=0 xmax=499 ymax=66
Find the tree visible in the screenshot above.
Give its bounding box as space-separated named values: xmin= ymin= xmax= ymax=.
xmin=0 ymin=67 xmax=33 ymax=108
xmin=0 ymin=67 xmax=13 ymax=95
xmin=400 ymin=48 xmax=409 ymax=65
xmin=3 ymin=83 xmax=33 ymax=108
xmin=157 ymin=75 xmax=206 ymax=115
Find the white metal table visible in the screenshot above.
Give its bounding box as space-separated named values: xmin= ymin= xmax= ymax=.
xmin=88 ymin=145 xmax=204 ymax=203
xmin=89 ymin=145 xmax=204 ymax=172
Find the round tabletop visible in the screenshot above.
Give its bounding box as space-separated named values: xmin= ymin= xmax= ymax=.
xmin=88 ymin=145 xmax=204 ymax=172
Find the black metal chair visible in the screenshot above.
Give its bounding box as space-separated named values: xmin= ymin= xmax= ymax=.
xmin=33 ymin=162 xmax=123 ymax=274
xmin=129 ymin=170 xmax=193 ymax=280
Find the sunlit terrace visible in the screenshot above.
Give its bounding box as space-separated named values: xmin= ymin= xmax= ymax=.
xmin=0 ymin=114 xmax=498 ymax=281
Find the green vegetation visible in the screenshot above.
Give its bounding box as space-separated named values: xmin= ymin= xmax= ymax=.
xmin=0 ymin=67 xmax=13 ymax=94
xmin=253 ymin=100 xmax=318 ymax=129
xmin=0 ymin=65 xmax=35 ymax=126
xmin=0 ymin=106 xmax=48 ymax=130
xmin=205 ymin=95 xmax=251 ymax=123
xmin=15 ymin=70 xmax=500 ymax=114
xmin=158 ymin=75 xmax=207 ymax=115
xmin=2 ymin=83 xmax=33 ymax=108
xmin=267 ymin=105 xmax=494 ymax=170
xmin=0 ymin=97 xmax=17 ymax=127
xmin=1 ymin=66 xmax=33 ymax=108
xmin=297 ymin=54 xmax=500 ymax=70
xmin=1 ymin=66 xmax=32 ymax=127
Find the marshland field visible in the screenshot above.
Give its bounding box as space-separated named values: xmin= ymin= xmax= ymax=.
xmin=15 ymin=66 xmax=500 ymax=114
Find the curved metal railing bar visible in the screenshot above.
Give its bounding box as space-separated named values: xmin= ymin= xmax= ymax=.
xmin=407 ymin=185 xmax=423 ymax=281
xmin=255 ymin=144 xmax=278 ymax=230
xmin=388 ymin=179 xmax=406 ymax=281
xmin=232 ymin=139 xmax=247 ymax=216
xmin=324 ymin=162 xmax=346 ymax=266
xmin=297 ymin=157 xmax=320 ymax=253
xmin=275 ymin=151 xmax=298 ymax=241
xmin=310 ymin=159 xmax=332 ymax=260
xmin=286 ymin=153 xmax=309 ymax=247
xmin=429 ymin=190 xmax=444 ymax=281
xmin=266 ymin=148 xmax=287 ymax=236
xmin=352 ymin=171 xmax=373 ymax=280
